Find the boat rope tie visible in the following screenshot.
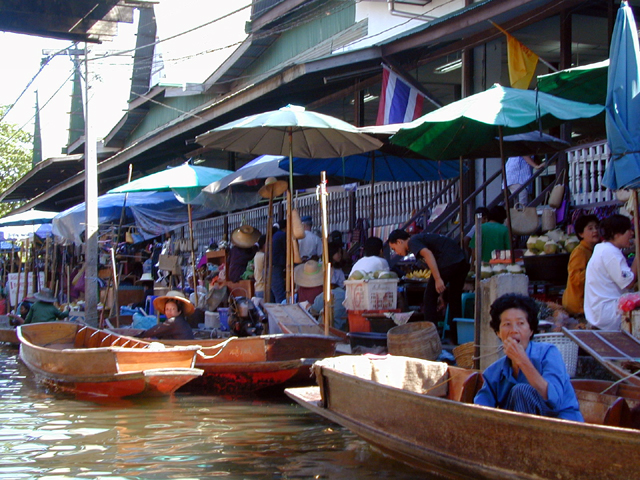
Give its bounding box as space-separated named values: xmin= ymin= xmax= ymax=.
xmin=596 ymin=368 xmax=640 ymax=395
xmin=471 ymin=344 xmax=504 ymax=362
xmin=195 ymin=337 xmax=234 ymax=359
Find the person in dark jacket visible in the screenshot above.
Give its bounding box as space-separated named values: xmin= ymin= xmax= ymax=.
xmin=138 ymin=291 xmax=194 ymax=340
xmin=23 ymin=288 xmax=69 ymax=324
xmin=388 ymin=229 xmax=469 ymax=340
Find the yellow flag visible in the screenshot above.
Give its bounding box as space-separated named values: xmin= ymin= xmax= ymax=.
xmin=492 ymin=22 xmax=539 ymax=89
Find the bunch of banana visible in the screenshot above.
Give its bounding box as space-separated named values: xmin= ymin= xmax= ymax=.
xmin=405 ymin=269 xmax=431 ymax=280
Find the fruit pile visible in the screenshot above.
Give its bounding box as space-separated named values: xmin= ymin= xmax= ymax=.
xmin=404 ymin=269 xmax=431 ymax=281
xmin=348 ymin=270 xmax=398 ymax=281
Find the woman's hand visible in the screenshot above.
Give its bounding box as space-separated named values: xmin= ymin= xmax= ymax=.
xmin=502 ymin=337 xmax=528 ymax=368
xmin=434 ymin=277 xmax=446 ymax=294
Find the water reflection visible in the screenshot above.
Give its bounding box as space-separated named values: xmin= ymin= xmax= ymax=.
xmin=0 ymin=345 xmax=425 ymax=479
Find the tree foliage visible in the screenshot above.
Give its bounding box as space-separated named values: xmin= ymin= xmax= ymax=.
xmin=0 ymin=106 xmax=33 ymax=217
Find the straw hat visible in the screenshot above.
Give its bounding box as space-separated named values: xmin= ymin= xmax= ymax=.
xmin=294 ymin=260 xmax=324 ymax=288
xmin=153 ymin=290 xmax=195 ymax=316
xmin=231 ymin=224 xmax=261 ymax=248
xmin=34 ymin=288 xmax=56 ymax=303
xmin=258 ymin=177 xmax=288 ymax=199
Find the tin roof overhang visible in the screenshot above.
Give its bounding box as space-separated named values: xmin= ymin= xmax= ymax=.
xmin=0 ymin=0 xmax=152 ymax=43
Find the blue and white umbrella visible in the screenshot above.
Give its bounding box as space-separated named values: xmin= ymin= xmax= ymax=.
xmin=602 ymin=1 xmax=640 ymax=190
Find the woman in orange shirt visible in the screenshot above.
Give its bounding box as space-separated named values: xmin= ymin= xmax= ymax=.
xmin=562 ymin=215 xmax=600 ymax=316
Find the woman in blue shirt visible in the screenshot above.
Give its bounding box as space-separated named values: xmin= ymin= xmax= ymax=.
xmin=474 ymin=293 xmax=583 ymax=422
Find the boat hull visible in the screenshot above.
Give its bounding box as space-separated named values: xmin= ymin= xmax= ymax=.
xmin=0 ymin=327 xmax=19 ymax=346
xmin=161 ymin=334 xmax=338 ymax=395
xmin=18 ymin=322 xmax=202 ymax=398
xmin=287 ymin=356 xmax=640 ymax=480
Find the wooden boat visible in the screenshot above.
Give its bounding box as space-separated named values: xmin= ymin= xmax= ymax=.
xmin=286 ymin=355 xmax=640 ymax=479
xmin=161 ymin=334 xmax=339 ymax=395
xmin=0 ymin=316 xmax=19 ymax=346
xmin=18 ymin=322 xmax=203 ymax=398
xmin=563 ymin=328 xmax=640 ymax=387
xmin=264 ymin=302 xmax=348 ymax=340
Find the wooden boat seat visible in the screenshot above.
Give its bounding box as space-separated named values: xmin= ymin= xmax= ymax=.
xmin=576 ymin=389 xmax=633 ymax=428
xmin=448 ymin=367 xmax=483 ymax=403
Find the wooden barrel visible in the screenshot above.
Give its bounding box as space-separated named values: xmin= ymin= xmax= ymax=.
xmin=387 ymin=321 xmax=441 ymax=360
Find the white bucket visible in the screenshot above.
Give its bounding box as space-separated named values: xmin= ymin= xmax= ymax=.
xmin=204 ymin=311 xmax=220 ymax=329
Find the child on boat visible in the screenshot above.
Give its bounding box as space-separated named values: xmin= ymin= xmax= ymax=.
xmin=474 ymin=293 xmax=583 ymax=421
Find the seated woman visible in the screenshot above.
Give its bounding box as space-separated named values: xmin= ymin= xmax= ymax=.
xmin=562 ymin=214 xmax=600 ymax=318
xmin=294 ymin=260 xmax=324 ymax=304
xmin=138 ymin=291 xmax=194 ymax=340
xmin=474 ymin=293 xmax=583 ymax=421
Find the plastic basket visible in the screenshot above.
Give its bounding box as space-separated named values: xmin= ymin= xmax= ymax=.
xmin=343 ymin=279 xmax=398 ymax=310
xmin=533 ymin=332 xmax=578 ymax=377
xmin=347 ymin=309 xmax=400 ymax=333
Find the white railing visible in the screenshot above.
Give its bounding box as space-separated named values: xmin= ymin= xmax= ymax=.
xmin=175 ymin=178 xmax=455 ymax=260
xmin=567 ymin=140 xmax=615 ymax=206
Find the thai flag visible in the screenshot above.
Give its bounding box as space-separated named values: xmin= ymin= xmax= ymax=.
xmin=376 ymin=65 xmax=425 ymax=125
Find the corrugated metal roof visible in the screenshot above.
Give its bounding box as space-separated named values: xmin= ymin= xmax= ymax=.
xmin=0 ymin=0 xmax=152 ymax=43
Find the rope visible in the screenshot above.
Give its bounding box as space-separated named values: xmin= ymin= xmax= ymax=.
xmin=195 ymin=337 xmax=235 ymax=360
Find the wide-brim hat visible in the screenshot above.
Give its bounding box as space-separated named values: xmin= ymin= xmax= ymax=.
xmin=34 ymin=288 xmax=56 ymax=303
xmin=258 ymin=177 xmax=288 ymax=199
xmin=136 ymin=272 xmax=154 ymax=283
xmin=153 ymin=290 xmax=195 ymax=316
xmin=231 ymin=224 xmax=261 ymax=248
xmin=294 ymin=260 xmax=324 ymax=288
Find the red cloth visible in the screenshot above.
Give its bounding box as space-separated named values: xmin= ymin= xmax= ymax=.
xmin=297 ymin=285 xmax=323 ymax=304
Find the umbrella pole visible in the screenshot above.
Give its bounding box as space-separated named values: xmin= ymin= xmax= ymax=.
xmin=287 ymin=127 xmax=295 ymax=303
xmin=370 ymin=152 xmax=375 ymax=237
xmin=44 ymin=236 xmax=50 ymax=289
xmin=24 ymin=239 xmax=30 ymax=299
xmin=264 ymin=195 xmax=274 ymax=303
xmin=286 ymin=191 xmax=294 ymax=303
xmin=499 ymin=127 xmax=516 ymax=264
xmin=188 ymin=204 xmax=198 ymax=307
xmin=459 ymin=156 xmax=464 ymax=249
xmin=15 ymin=246 xmax=22 ymax=308
xmin=320 ymin=171 xmax=331 ymax=336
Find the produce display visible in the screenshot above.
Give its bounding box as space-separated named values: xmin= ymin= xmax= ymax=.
xmin=480 ymin=263 xmax=524 ymax=279
xmin=524 ymin=229 xmax=579 ymax=256
xmin=348 ymin=270 xmax=398 ymax=281
xmin=403 ymin=269 xmax=431 ymax=281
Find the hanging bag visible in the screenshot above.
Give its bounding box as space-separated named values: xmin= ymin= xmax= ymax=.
xmin=158 ymin=254 xmax=181 ymax=275
xmin=510 ymin=203 xmax=539 ymax=235
xmin=548 ymin=170 xmax=566 ymax=209
xmin=541 ymin=206 xmax=557 ymax=232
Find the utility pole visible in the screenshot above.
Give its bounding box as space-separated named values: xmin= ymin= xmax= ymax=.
xmin=84 ymin=43 xmax=99 ymax=326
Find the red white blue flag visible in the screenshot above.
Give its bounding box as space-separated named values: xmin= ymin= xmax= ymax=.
xmin=376 ymin=65 xmax=425 ymax=125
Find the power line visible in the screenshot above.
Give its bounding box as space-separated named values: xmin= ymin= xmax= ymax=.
xmin=0 ymin=44 xmax=73 ymax=123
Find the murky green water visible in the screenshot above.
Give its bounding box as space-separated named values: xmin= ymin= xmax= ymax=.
xmin=0 ymin=345 xmax=428 ymax=479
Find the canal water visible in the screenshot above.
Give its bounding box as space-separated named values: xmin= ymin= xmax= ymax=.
xmin=0 ymin=345 xmax=431 ymax=479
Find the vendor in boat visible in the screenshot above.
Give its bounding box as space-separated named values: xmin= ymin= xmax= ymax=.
xmin=8 ymin=300 xmax=31 ymax=326
xmin=474 ymin=293 xmax=583 ymax=421
xmin=388 ymin=229 xmax=469 ymax=339
xmin=584 ymin=214 xmax=637 ymax=330
xmin=562 ymin=214 xmax=600 ymax=319
xmin=137 ymin=291 xmax=195 ymax=340
xmin=20 ymin=288 xmax=69 ymax=324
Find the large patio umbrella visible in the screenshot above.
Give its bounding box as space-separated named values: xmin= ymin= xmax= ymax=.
xmin=0 ymin=209 xmax=57 ymax=226
xmin=195 ymin=105 xmax=382 ymax=302
xmin=391 ymin=85 xmax=603 ymax=248
xmin=390 ymin=84 xmax=603 ymax=161
xmin=602 ymin=1 xmax=640 ymax=192
xmin=537 ymin=60 xmax=608 ymax=105
xmin=109 ymin=163 xmax=233 ymax=299
xmin=200 ymin=155 xmax=299 ymax=212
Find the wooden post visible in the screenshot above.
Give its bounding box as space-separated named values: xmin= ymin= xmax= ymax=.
xmin=473 ymin=212 xmax=482 ymax=370
xmin=15 ymin=245 xmax=23 ymax=308
xmin=320 ymin=171 xmax=331 ymax=336
xmin=44 ymin=236 xmax=50 ymax=288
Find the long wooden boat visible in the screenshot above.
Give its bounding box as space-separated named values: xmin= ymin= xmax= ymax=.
xmin=18 ymin=322 xmax=203 ymax=398
xmin=286 ymin=355 xmax=640 ymax=479
xmin=161 ymin=334 xmax=339 ymax=395
xmin=0 ymin=316 xmax=19 ymax=345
